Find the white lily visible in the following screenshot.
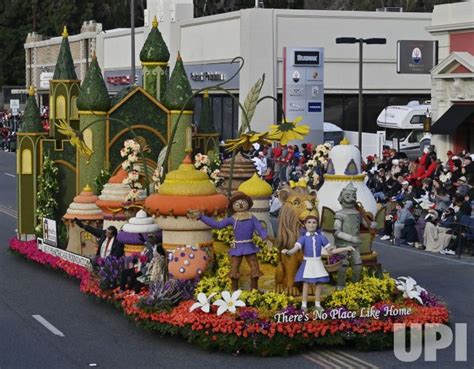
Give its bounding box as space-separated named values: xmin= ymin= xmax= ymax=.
xmin=189 ymin=292 xmax=216 ymax=313
xmin=395 ymin=276 xmax=426 ymax=305
xmin=213 ymin=290 xmax=246 ymax=316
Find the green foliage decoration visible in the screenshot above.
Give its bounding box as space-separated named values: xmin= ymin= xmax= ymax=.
xmin=35 ymin=156 xmax=59 ymax=234
xmin=94 ymin=168 xmax=111 ymax=195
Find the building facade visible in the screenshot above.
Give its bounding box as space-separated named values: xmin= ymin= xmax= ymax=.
xmin=428 ymin=0 xmax=474 ymax=158
xmin=176 ymin=8 xmax=432 ymax=137
xmin=24 ymin=21 xmax=101 ymax=108
xmin=25 ymin=1 xmax=434 ymax=146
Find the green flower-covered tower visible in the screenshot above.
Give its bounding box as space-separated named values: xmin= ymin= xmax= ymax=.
xmin=17 ymin=86 xmax=46 ymax=238
xmin=140 ymin=16 xmax=170 ymax=101
xmin=49 ymin=26 xmax=80 ymax=137
xmin=76 ymin=54 xmax=110 ymax=192
xmin=163 ymin=52 xmax=194 ymax=170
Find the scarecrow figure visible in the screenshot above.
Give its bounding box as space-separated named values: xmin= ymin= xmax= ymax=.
xmin=189 ymin=192 xmax=269 ymax=291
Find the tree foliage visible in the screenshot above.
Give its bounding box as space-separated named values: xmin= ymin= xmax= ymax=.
xmin=0 ymin=0 xmax=145 ymax=87
xmin=193 ymin=0 xmax=459 ymax=16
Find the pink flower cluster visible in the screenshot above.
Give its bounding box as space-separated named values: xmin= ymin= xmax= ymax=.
xmin=10 ymin=238 xmax=90 ymax=282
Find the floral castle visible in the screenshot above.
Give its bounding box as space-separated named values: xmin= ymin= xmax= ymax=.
xmin=17 ymin=18 xmax=217 ymax=238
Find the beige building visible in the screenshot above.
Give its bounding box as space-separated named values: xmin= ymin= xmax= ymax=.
xmin=24 ymin=21 xmax=102 ymax=107
xmin=428 ymin=0 xmax=474 ymax=157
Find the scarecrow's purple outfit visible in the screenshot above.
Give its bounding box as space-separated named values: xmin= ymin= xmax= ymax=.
xmin=294 ymin=232 xmax=330 ymax=283
xmin=199 ymin=215 xmax=267 ymax=256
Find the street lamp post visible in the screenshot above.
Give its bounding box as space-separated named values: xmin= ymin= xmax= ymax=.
xmin=336 ymin=37 xmax=386 ymax=150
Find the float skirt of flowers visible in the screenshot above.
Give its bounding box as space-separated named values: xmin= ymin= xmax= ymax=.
xmin=9 ymin=238 xmax=450 ymax=356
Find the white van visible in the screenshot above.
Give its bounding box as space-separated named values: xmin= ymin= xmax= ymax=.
xmin=377 ymin=101 xmax=431 ymax=158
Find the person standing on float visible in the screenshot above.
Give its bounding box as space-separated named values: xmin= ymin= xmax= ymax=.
xmin=189 ymin=192 xmax=269 ymax=291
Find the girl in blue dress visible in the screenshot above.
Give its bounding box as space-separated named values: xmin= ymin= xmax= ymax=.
xmin=282 ymin=215 xmax=354 ymax=310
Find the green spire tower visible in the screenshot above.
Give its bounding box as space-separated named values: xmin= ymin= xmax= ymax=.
xmin=17 ymin=86 xmax=46 ymax=237
xmin=76 ymin=55 xmax=111 ymax=192
xmin=49 ymin=26 xmax=80 ymax=137
xmin=163 ymin=52 xmax=194 ymax=170
xmin=140 ymin=16 xmax=170 ymax=102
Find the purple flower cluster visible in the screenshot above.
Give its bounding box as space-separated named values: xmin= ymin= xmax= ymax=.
xmin=420 ymin=291 xmax=444 ymax=307
xmin=175 ymin=279 xmax=196 ymax=301
xmin=239 ymin=309 xmax=258 ymax=322
xmin=328 ymin=253 xmax=344 ymax=265
xmin=140 ymin=280 xmax=183 ymax=308
xmin=97 ymin=256 xmax=127 ymax=290
xmin=282 ymin=305 xmax=304 ymax=315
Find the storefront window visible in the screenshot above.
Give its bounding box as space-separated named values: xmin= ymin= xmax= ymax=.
xmin=324 ymin=95 xmax=343 ymax=127
xmin=193 ymin=94 xmax=239 ymax=140
xmin=342 ymin=96 xmax=358 ymax=132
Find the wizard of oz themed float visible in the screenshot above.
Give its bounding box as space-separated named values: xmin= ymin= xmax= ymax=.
xmin=11 ymin=19 xmax=448 ymax=356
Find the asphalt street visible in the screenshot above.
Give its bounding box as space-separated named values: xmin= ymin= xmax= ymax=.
xmin=0 ymin=151 xmax=472 ymax=369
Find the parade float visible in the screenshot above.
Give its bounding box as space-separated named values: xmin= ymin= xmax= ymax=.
xmin=11 ymin=18 xmax=449 ymax=356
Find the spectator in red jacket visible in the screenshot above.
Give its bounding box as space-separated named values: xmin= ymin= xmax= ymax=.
xmin=419 ymin=153 xmax=438 ymax=180
xmin=446 ymin=150 xmax=455 ymax=171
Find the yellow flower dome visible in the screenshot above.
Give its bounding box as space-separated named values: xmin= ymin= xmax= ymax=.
xmin=145 ymin=153 xmax=229 ymax=217
xmin=158 ymin=154 xmax=217 ymax=196
xmin=238 ymin=173 xmax=273 ymax=198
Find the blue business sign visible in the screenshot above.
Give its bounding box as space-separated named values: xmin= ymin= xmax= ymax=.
xmin=308 ymin=102 xmax=322 ymax=113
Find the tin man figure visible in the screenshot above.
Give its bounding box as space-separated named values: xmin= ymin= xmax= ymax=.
xmin=334 ymin=182 xmax=375 ymax=289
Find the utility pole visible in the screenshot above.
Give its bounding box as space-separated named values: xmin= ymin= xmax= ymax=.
xmin=131 ymin=0 xmax=135 ymax=86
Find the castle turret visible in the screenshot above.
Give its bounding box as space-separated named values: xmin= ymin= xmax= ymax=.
xmin=17 ymin=86 xmax=46 ymax=238
xmin=163 ymin=52 xmax=194 ymax=170
xmin=76 ymin=55 xmax=110 ymax=192
xmin=49 ymin=26 xmax=80 ymax=137
xmin=140 ymin=16 xmax=170 ymax=101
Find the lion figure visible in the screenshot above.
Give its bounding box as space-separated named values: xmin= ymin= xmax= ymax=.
xmin=275 ymin=186 xmax=318 ymax=295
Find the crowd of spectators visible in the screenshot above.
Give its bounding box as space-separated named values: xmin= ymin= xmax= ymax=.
xmin=242 ymin=142 xmax=315 ymax=190
xmin=366 ymin=146 xmax=474 ymax=255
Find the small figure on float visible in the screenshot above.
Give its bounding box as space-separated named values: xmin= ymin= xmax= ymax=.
xmin=120 ymin=233 xmax=168 ymax=292
xmin=188 ymin=192 xmax=270 ymax=291
xmin=74 ymin=218 xmax=124 ymax=259
xmin=138 ymin=233 xmax=168 ymax=285
xmin=282 ymin=214 xmax=354 ymax=311
xmin=334 ymin=183 xmax=377 ymax=289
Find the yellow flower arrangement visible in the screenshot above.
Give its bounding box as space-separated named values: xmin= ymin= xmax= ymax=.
xmin=240 ymin=290 xmax=294 ymax=315
xmin=194 ymin=250 xmax=292 ymax=314
xmin=212 ymin=225 xmax=280 ymax=266
xmin=325 ymin=273 xmax=396 ymax=311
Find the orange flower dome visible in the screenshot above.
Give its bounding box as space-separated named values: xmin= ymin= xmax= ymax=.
xmin=63 ymin=185 xmax=103 ymax=221
xmin=96 ymin=169 xmax=146 ymax=219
